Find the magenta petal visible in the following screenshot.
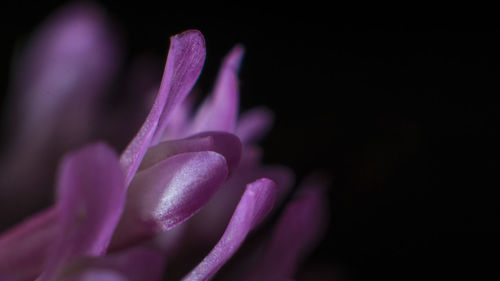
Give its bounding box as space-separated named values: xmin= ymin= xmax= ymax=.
xmin=120 ymin=30 xmax=206 ymax=186
xmin=111 ymin=151 xmax=228 ymax=250
xmin=189 ymin=45 xmax=244 ymax=134
xmin=246 ymin=177 xmax=329 ymax=280
xmin=182 ymin=178 xmax=277 ymax=281
xmin=37 ymin=143 xmax=125 ymax=281
xmin=140 ymin=131 xmax=242 ymax=171
xmin=57 ymin=248 xmax=164 ymax=281
xmin=12 ymin=3 xmax=119 ymax=136
xmin=0 ymin=208 xmax=57 ymax=281
xmin=236 ymin=107 xmax=274 ymax=144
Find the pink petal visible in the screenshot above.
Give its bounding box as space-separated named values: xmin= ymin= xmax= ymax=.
xmin=37 ymin=143 xmax=126 ymax=281
xmin=11 ymin=3 xmax=119 ymax=138
xmin=189 ymin=45 xmax=244 ymax=134
xmin=111 ymin=151 xmax=228 ymax=250
xmin=140 ymin=131 xmax=242 ymax=171
xmin=0 ymin=2 xmax=120 ymax=227
xmin=236 ymin=107 xmax=275 ymax=144
xmin=245 ymin=176 xmax=329 ymax=280
xmin=120 ymin=30 xmax=206 ymax=186
xmin=182 ymin=178 xmax=277 ymax=281
xmin=56 ymin=247 xmax=165 ymax=281
xmin=0 ymin=208 xmax=57 ymax=281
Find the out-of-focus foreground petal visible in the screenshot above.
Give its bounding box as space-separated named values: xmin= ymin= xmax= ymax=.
xmin=0 ymin=208 xmax=57 ymax=281
xmin=111 ymin=151 xmax=228 ymax=250
xmin=189 ymin=45 xmax=244 ymax=134
xmin=120 ymin=30 xmax=206 ymax=186
xmin=244 ymin=176 xmax=329 ymax=281
xmin=55 ymin=247 xmax=165 ymax=281
xmin=37 ymin=143 xmax=125 ymax=281
xmin=0 ymin=2 xmax=120 ymax=227
xmin=140 ymin=131 xmax=242 ymax=171
xmin=182 ymin=178 xmax=277 ymax=281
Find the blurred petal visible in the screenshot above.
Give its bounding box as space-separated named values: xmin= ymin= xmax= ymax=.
xmin=0 ymin=208 xmax=57 ymax=281
xmin=120 ymin=30 xmax=205 ymax=186
xmin=236 ymin=107 xmax=274 ymax=144
xmin=245 ymin=176 xmax=329 ymax=280
xmin=182 ymin=178 xmax=277 ymax=281
xmin=140 ymin=131 xmax=242 ymax=171
xmin=189 ymin=45 xmax=244 ymax=134
xmin=56 ymin=247 xmax=165 ymax=281
xmin=0 ymin=2 xmax=120 ymax=227
xmin=111 ymin=151 xmax=228 ymax=250
xmin=12 ymin=3 xmax=119 ymax=139
xmin=37 ymin=143 xmax=125 ymax=281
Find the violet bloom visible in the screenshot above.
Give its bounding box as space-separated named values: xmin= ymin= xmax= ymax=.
xmin=0 ymin=3 xmax=329 ymax=281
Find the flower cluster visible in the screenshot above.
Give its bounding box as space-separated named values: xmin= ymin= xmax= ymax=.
xmin=0 ymin=3 xmax=328 ymax=281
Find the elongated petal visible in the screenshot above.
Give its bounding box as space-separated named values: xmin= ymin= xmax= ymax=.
xmin=236 ymin=107 xmax=274 ymax=144
xmin=111 ymin=151 xmax=228 ymax=250
xmin=245 ymin=176 xmax=329 ymax=280
xmin=189 ymin=45 xmax=244 ymax=134
xmin=0 ymin=208 xmax=57 ymax=281
xmin=182 ymin=178 xmax=277 ymax=281
xmin=140 ymin=131 xmax=242 ymax=171
xmin=37 ymin=143 xmax=125 ymax=281
xmin=56 ymin=248 xmax=164 ymax=281
xmin=120 ymin=30 xmax=205 ymax=186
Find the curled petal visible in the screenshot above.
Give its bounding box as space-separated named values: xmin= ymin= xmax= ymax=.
xmin=111 ymin=151 xmax=228 ymax=250
xmin=56 ymin=248 xmax=165 ymax=281
xmin=182 ymin=178 xmax=277 ymax=281
xmin=236 ymin=107 xmax=274 ymax=144
xmin=189 ymin=45 xmax=244 ymax=134
xmin=120 ymin=30 xmax=206 ymax=186
xmin=245 ymin=176 xmax=329 ymax=280
xmin=140 ymin=131 xmax=242 ymax=171
xmin=37 ymin=143 xmax=125 ymax=281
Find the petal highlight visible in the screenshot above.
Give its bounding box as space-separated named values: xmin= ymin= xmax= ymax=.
xmin=111 ymin=151 xmax=228 ymax=250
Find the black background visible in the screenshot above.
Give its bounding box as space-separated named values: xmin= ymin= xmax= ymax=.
xmin=1 ymin=1 xmax=499 ymax=280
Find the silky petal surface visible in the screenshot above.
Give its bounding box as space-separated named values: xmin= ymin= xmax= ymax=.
xmin=111 ymin=151 xmax=228 ymax=250
xmin=120 ymin=30 xmax=205 ymax=186
xmin=140 ymin=131 xmax=242 ymax=171
xmin=236 ymin=107 xmax=274 ymax=144
xmin=182 ymin=178 xmax=277 ymax=281
xmin=56 ymin=247 xmax=164 ymax=281
xmin=0 ymin=208 xmax=57 ymax=281
xmin=245 ymin=177 xmax=329 ymax=280
xmin=189 ymin=45 xmax=244 ymax=134
xmin=37 ymin=143 xmax=125 ymax=281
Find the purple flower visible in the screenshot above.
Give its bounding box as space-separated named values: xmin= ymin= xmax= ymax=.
xmin=0 ymin=3 xmax=329 ymax=281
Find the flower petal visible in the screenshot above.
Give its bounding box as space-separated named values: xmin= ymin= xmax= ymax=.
xmin=182 ymin=178 xmax=277 ymax=281
xmin=37 ymin=143 xmax=125 ymax=281
xmin=236 ymin=107 xmax=274 ymax=144
xmin=189 ymin=45 xmax=244 ymax=134
xmin=120 ymin=30 xmax=205 ymax=186
xmin=56 ymin=247 xmax=165 ymax=281
xmin=111 ymin=151 xmax=228 ymax=250
xmin=0 ymin=2 xmax=120 ymax=227
xmin=245 ymin=176 xmax=329 ymax=280
xmin=0 ymin=208 xmax=57 ymax=281
xmin=140 ymin=131 xmax=242 ymax=171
